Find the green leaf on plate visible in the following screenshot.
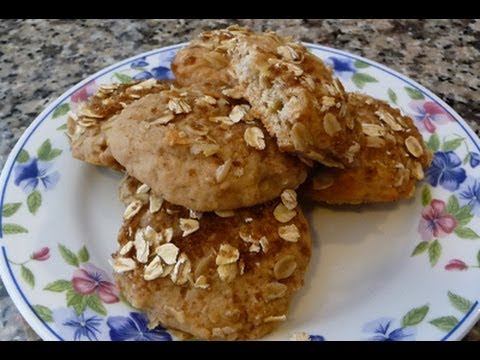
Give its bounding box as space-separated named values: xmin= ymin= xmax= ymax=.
xmin=17 ymin=149 xmax=30 ymax=163
xmin=455 ymin=227 xmax=480 ymax=239
xmin=44 ymin=148 xmax=62 ymax=161
xmin=455 ymin=206 xmax=474 ymax=227
xmin=44 ymin=279 xmax=72 ymax=292
xmin=2 ymin=203 xmax=22 ymax=217
xmin=58 ymin=244 xmax=79 ymax=267
xmin=463 ymin=152 xmax=471 ymax=165
xmin=402 ymin=304 xmax=429 ymax=327
xmin=78 ymin=246 xmax=89 ymax=263
xmin=448 ymin=291 xmax=473 ymax=314
xmin=37 ymin=139 xmax=62 ymax=161
xmin=115 ymin=73 xmax=133 ymax=84
xmin=21 ymin=265 xmax=35 ymax=288
xmin=2 ymin=223 xmax=28 ymax=235
xmin=442 ymin=138 xmax=464 ymax=152
xmin=33 ymin=305 xmax=54 ymax=322
xmin=387 ymin=88 xmax=397 ymax=104
xmin=52 ymin=103 xmax=70 ymax=119
xmin=455 ymin=211 xmax=473 ymax=228
xmin=446 ymin=195 xmax=460 ymax=216
xmin=429 ymin=239 xmax=442 ymax=267
xmin=37 ymin=140 xmax=52 ymax=161
xmin=66 ymin=289 xmax=87 ymax=315
xmin=354 ymin=60 xmax=370 ymax=68
xmin=56 ymin=123 xmax=68 ymax=131
xmin=429 ymin=316 xmax=459 ymax=332
xmin=426 ymin=133 xmax=440 ymax=153
xmin=421 ymin=186 xmax=432 ymax=207
xmin=404 ymin=86 xmax=425 ymax=100
xmin=27 ymin=190 xmax=42 ymax=215
xmin=351 ymin=73 xmax=378 ymax=89
xmin=411 ymin=241 xmax=430 ymax=256
xmin=86 ymin=294 xmax=107 ymax=316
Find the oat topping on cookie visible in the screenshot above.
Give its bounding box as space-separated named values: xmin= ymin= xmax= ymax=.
xmin=289 ymin=332 xmax=311 ymax=341
xmin=215 ymin=159 xmax=232 ymax=183
xmin=217 ymin=263 xmax=238 ymax=282
xmin=264 ymin=282 xmax=288 ymax=301
xmin=229 ymin=104 xmax=250 ymax=123
xmin=244 ymin=127 xmax=266 ymax=150
xmin=124 ymin=200 xmax=143 ymax=220
xmin=274 ymin=255 xmax=297 ymax=280
xmin=216 ymin=244 xmax=240 ymax=265
xmin=264 ymin=315 xmax=287 ymax=323
xmin=280 ymin=189 xmax=297 ymax=210
xmin=112 ymin=257 xmax=136 ymax=273
xmin=149 ymin=194 xmax=164 ymax=214
xmin=215 ymin=210 xmax=235 ymax=218
xmin=134 ymin=229 xmax=150 ymax=263
xmin=278 ymin=224 xmax=300 ymax=242
xmin=273 ymin=203 xmax=297 ymax=223
xmin=179 ymin=218 xmax=200 ymax=237
xmin=144 ymin=256 xmax=164 ymax=281
xmin=119 ymin=240 xmax=134 ymax=256
xmin=194 ymin=275 xmax=210 ymax=289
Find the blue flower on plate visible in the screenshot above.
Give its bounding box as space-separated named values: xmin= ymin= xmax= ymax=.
xmin=469 ymin=152 xmax=480 ymax=168
xmin=133 ymin=66 xmax=174 ymax=81
xmin=363 ymin=317 xmax=415 ymax=341
xmin=131 ymin=57 xmax=149 ymax=68
xmin=459 ymin=177 xmax=480 ymax=215
xmin=325 ymin=57 xmax=357 ymax=78
xmin=107 ymin=312 xmax=172 ymax=341
xmin=425 ymin=151 xmax=466 ymax=191
xmin=131 ymin=54 xmax=175 ymax=81
xmin=14 ymin=158 xmax=60 ymax=193
xmin=63 ymin=311 xmax=102 ymax=341
xmin=309 ymin=335 xmax=325 ymax=341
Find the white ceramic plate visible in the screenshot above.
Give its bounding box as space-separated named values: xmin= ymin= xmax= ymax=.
xmin=1 ymin=43 xmax=480 ymax=341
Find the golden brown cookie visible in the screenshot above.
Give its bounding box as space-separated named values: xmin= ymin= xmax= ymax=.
xmin=172 ymin=26 xmax=362 ymax=168
xmin=106 ymin=86 xmax=308 ymax=211
xmin=112 ymin=176 xmax=312 ymax=340
xmin=172 ymin=45 xmax=234 ymax=89
xmin=66 ymin=79 xmax=171 ymax=170
xmin=302 ymin=93 xmax=433 ymax=204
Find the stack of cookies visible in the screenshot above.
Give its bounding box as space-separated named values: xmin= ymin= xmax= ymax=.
xmin=66 ymin=26 xmax=432 ymax=340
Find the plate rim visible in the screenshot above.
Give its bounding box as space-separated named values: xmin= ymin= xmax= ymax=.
xmin=1 ymin=42 xmax=479 ymax=341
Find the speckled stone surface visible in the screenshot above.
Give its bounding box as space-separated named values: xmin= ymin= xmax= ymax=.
xmin=0 ymin=19 xmax=479 ymax=341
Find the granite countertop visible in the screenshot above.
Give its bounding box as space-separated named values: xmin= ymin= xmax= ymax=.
xmin=0 ymin=19 xmax=479 ymax=341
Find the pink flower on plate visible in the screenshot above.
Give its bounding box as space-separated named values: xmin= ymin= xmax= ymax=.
xmin=30 ymin=247 xmax=50 ymax=261
xmin=72 ymin=263 xmax=119 ymax=304
xmin=417 ymin=199 xmax=457 ymax=241
xmin=409 ymin=100 xmax=455 ymax=133
xmin=71 ymin=80 xmax=98 ymax=104
xmin=445 ymin=259 xmax=468 ymax=271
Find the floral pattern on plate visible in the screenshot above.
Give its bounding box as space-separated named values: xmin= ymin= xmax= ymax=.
xmin=1 ymin=43 xmax=479 ymax=341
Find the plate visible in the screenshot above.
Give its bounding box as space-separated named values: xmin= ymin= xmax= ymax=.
xmin=1 ymin=43 xmax=480 ymax=341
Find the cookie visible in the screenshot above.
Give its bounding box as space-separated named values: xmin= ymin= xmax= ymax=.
xmin=172 ymin=45 xmax=234 ymax=89
xmin=66 ymin=79 xmax=171 ymax=170
xmin=107 ymin=86 xmax=308 ymax=211
xmin=112 ymin=176 xmax=312 ymax=340
xmin=172 ymin=26 xmax=362 ymax=168
xmin=302 ymin=93 xmax=433 ymax=204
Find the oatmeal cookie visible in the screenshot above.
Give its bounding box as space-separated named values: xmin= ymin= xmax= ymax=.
xmin=112 ymin=176 xmax=312 ymax=340
xmin=107 ymin=86 xmax=308 ymax=211
xmin=172 ymin=26 xmax=361 ymax=167
xmin=302 ymin=93 xmax=433 ymax=204
xmin=66 ymin=79 xmax=171 ymax=170
xmin=172 ymin=45 xmax=234 ymax=89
